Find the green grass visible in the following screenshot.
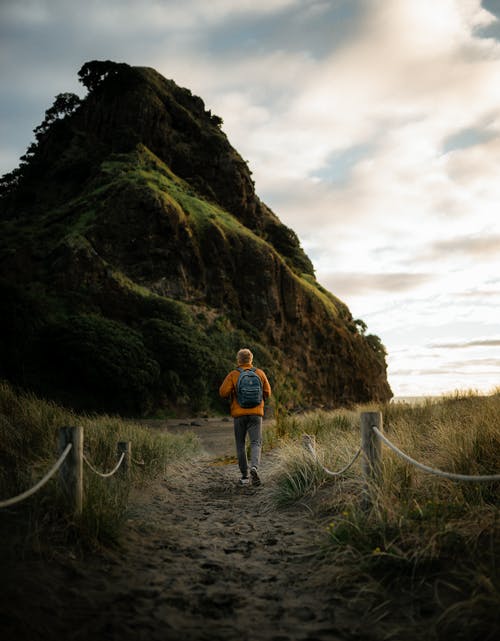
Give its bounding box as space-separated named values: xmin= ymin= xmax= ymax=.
xmin=131 ymin=147 xmax=261 ymax=236
xmin=297 ymin=272 xmax=342 ymax=319
xmin=269 ymin=391 xmax=500 ymax=640
xmin=263 ymin=407 xmax=358 ymax=451
xmin=101 ymin=146 xmax=344 ymax=321
xmin=0 ymin=140 xmax=387 ymax=414
xmin=0 ymin=380 xmax=201 ymax=552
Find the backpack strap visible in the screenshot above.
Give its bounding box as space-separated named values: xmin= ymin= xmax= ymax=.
xmin=235 ymin=367 xmax=256 ymax=393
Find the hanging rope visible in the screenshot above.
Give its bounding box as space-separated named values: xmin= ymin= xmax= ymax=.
xmin=373 ymin=427 xmax=500 ymax=482
xmin=0 ymin=444 xmax=73 ymax=508
xmin=83 ymin=452 xmax=125 ymax=478
xmin=303 ymin=434 xmax=362 ymax=477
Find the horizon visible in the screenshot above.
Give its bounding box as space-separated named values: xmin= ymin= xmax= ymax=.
xmin=1 ymin=0 xmax=499 ymax=397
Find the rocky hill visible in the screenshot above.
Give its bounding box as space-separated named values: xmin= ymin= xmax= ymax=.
xmin=0 ymin=61 xmax=392 ymax=415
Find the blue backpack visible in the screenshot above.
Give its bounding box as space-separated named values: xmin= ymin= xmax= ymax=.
xmin=236 ymin=367 xmax=263 ymax=408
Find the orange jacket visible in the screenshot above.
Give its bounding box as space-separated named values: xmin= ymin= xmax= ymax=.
xmin=219 ymin=364 xmax=271 ymax=417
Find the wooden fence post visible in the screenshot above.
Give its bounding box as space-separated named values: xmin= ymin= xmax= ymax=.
xmin=360 ymin=411 xmax=383 ymax=507
xmin=118 ymin=441 xmax=131 ymax=477
xmin=59 ymin=425 xmax=83 ymax=515
xmin=302 ymin=434 xmax=315 ymax=451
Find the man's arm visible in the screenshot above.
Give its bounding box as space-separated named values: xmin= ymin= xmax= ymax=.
xmin=219 ymin=371 xmax=235 ymax=399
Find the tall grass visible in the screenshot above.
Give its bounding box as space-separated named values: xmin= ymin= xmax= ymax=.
xmin=265 ymin=409 xmax=360 ymax=505
xmin=0 ymin=380 xmax=201 ymax=552
xmin=270 ymin=391 xmax=500 ymax=640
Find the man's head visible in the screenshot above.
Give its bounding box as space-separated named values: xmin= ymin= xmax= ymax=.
xmin=237 ymin=348 xmax=253 ymax=366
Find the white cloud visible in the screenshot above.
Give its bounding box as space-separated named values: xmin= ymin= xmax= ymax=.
xmin=1 ymin=0 xmax=301 ymax=31
xmin=0 ymin=0 xmax=51 ymax=25
xmin=191 ymin=0 xmax=500 ymax=302
xmin=1 ymin=0 xmax=499 ymax=395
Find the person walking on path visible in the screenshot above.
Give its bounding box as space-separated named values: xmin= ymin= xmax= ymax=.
xmin=219 ymin=348 xmax=272 ymax=486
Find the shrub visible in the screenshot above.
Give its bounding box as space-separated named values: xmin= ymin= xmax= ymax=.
xmin=43 ymin=314 xmax=160 ymax=414
xmin=0 ymin=280 xmax=50 ymax=384
xmin=264 ymin=219 xmax=315 ymax=276
xmin=142 ymin=318 xmax=219 ymax=411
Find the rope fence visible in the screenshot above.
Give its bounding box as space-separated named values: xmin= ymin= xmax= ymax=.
xmin=372 ymin=426 xmax=500 ymax=482
xmin=303 ymin=412 xmax=500 ymax=505
xmin=302 ymin=434 xmax=361 ymax=477
xmin=0 ymin=425 xmax=135 ymax=514
xmin=83 ymin=452 xmax=126 ymax=478
xmin=0 ymin=444 xmax=73 ymax=509
xmin=4 ymin=412 xmax=498 ymax=514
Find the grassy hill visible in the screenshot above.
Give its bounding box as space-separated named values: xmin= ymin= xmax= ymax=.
xmin=0 ymin=61 xmax=392 ymax=416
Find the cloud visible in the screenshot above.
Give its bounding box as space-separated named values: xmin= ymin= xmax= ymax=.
xmin=455 ymin=287 xmax=500 ymax=299
xmin=318 ymin=272 xmax=432 ymax=298
xmin=430 ymin=338 xmax=500 ymax=349
xmin=422 ymin=234 xmax=500 ymax=263
xmin=0 ymin=0 xmax=301 ymax=32
xmin=1 ymin=0 xmax=500 ymax=396
xmin=200 ymin=0 xmax=364 ymax=60
xmin=391 ymin=368 xmax=458 ymax=377
xmin=221 ymin=3 xmax=500 ymax=276
xmin=448 ymin=358 xmax=500 ymax=367
xmin=391 ymin=360 xmax=500 ymax=375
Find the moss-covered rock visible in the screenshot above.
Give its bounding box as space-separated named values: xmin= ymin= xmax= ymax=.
xmin=0 ymin=61 xmax=392 ymax=414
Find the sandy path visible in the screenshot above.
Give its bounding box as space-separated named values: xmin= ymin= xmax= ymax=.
xmin=145 ymin=416 xmax=241 ymax=458
xmin=3 ymin=422 xmax=354 ymax=641
xmin=74 ymin=458 xmax=346 ymax=641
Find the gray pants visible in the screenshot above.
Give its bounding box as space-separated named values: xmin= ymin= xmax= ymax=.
xmin=234 ymin=415 xmax=262 ymax=477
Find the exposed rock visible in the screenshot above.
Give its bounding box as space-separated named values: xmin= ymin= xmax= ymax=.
xmin=0 ymin=61 xmax=391 ymax=414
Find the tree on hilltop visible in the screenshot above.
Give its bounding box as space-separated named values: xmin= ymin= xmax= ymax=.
xmin=0 ymin=92 xmax=81 ymax=201
xmin=78 ymin=60 xmax=130 ymax=93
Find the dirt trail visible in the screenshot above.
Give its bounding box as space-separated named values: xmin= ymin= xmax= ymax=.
xmin=4 ymin=421 xmax=355 ymax=641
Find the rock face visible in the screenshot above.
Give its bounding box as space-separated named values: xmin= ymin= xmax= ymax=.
xmin=0 ymin=61 xmax=392 ymax=414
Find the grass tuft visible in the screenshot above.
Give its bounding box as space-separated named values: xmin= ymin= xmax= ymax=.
xmin=270 ymin=391 xmax=500 ymax=639
xmin=0 ymin=380 xmax=201 ymax=553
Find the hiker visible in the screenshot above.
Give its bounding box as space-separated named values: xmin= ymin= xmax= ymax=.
xmin=219 ymin=348 xmax=271 ymax=486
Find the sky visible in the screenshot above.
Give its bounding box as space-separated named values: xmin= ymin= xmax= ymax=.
xmin=1 ymin=0 xmax=499 ymax=398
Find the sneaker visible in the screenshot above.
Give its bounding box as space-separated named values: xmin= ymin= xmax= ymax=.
xmin=250 ymin=466 xmax=261 ymax=486
xmin=238 ymin=477 xmax=250 ymax=486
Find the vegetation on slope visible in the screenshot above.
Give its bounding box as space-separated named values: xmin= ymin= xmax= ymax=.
xmin=0 ymin=140 xmax=388 ymax=414
xmin=0 ymin=60 xmax=392 ymax=415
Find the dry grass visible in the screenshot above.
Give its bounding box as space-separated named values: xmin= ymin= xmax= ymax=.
xmin=0 ymin=380 xmax=202 ymax=552
xmin=269 ymin=390 xmax=500 ymax=640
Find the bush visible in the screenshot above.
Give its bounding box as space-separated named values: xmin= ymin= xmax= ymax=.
xmin=43 ymin=314 xmax=160 ymax=414
xmin=0 ymin=280 xmax=50 ymax=384
xmin=142 ymin=318 xmax=221 ymax=411
xmin=264 ymin=219 xmax=314 ymax=276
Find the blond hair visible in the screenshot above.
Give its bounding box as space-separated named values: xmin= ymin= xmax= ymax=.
xmin=237 ymin=348 xmax=253 ymax=365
